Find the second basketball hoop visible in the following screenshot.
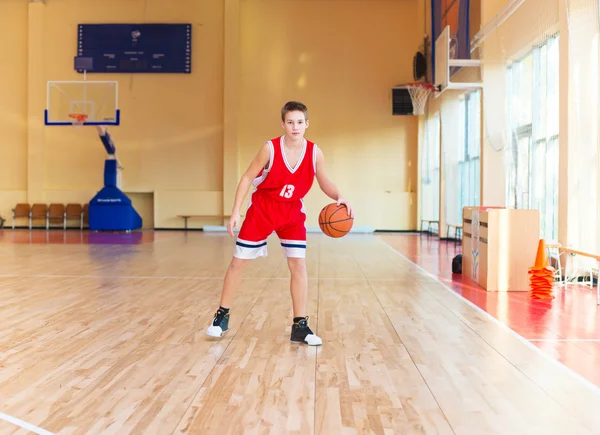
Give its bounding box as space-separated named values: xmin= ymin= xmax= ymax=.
xmin=406 ymin=83 xmax=437 ymax=116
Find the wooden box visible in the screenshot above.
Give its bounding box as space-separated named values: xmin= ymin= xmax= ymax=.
xmin=462 ymin=207 xmax=540 ymax=292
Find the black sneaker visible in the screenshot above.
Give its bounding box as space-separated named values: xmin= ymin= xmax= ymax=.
xmin=290 ymin=316 xmax=322 ymax=346
xmin=206 ymin=308 xmax=229 ymax=337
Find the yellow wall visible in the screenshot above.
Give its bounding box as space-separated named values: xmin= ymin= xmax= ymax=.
xmin=440 ymin=90 xmax=465 ymax=233
xmin=481 ymin=0 xmax=512 ymax=25
xmin=1 ymin=0 xmax=420 ymax=231
xmin=0 ymin=0 xmax=28 ymax=223
xmin=238 ymin=0 xmax=420 ymax=230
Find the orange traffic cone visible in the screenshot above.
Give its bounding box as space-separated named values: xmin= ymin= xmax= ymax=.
xmin=528 ymin=239 xmax=555 ymax=300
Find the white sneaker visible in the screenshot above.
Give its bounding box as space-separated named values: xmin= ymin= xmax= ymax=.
xmin=290 ymin=316 xmax=322 ymax=346
xmin=206 ymin=309 xmax=229 ymax=337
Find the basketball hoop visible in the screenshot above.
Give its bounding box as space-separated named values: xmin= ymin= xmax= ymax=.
xmin=68 ymin=113 xmax=88 ymax=127
xmin=406 ymin=83 xmax=437 ymax=115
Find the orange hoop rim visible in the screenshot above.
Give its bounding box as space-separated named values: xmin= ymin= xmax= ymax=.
xmin=406 ymin=82 xmax=439 ymax=91
xmin=68 ymin=113 xmax=89 ymax=124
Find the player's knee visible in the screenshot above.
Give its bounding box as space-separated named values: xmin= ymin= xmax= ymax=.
xmin=287 ymin=257 xmax=306 ymax=275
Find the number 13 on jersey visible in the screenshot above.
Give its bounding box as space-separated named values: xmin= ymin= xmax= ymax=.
xmin=279 ymin=184 xmax=295 ymax=198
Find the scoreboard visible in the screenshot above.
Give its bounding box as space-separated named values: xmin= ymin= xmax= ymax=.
xmin=77 ymin=24 xmax=192 ymax=74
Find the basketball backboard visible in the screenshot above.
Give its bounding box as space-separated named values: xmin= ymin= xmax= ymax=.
xmin=45 ymin=81 xmax=120 ymax=126
xmin=435 ymin=26 xmax=451 ymax=90
xmin=431 ymin=0 xmax=470 ymax=83
xmin=434 ymin=25 xmax=482 ymax=93
xmin=431 ymin=0 xmax=482 ymax=93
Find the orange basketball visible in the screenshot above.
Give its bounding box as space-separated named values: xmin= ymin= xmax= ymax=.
xmin=318 ymin=203 xmax=353 ymax=238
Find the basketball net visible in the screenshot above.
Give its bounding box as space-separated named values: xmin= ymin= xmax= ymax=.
xmin=406 ymin=83 xmax=436 ymax=116
xmin=68 ymin=113 xmax=88 ymax=128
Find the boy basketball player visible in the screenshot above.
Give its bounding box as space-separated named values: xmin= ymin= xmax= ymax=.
xmin=206 ymin=101 xmax=353 ymax=346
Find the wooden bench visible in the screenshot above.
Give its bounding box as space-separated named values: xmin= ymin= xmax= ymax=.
xmin=446 ymin=224 xmax=462 ymax=243
xmin=178 ymin=214 xmax=242 ymax=230
xmin=420 ymin=219 xmax=439 ymax=235
xmin=11 ymin=202 xmax=88 ymax=230
xmin=178 ymin=215 xmax=221 ymax=230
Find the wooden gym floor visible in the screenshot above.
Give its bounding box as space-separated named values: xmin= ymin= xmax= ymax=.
xmin=381 ymin=234 xmax=600 ymax=390
xmin=1 ymin=230 xmax=600 ymax=434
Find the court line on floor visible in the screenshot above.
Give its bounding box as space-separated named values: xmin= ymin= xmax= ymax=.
xmin=0 ymin=273 xmax=403 ymax=281
xmin=528 ymin=339 xmax=600 ymax=342
xmin=171 ymin=267 xmax=282 ymax=432
xmin=0 ymin=274 xmax=223 ymax=280
xmin=380 ymin=240 xmax=600 ymax=395
xmin=0 ymin=412 xmax=55 ymax=435
xmin=354 ymin=258 xmax=456 ymax=433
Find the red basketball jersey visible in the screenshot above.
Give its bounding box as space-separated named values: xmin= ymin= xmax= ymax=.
xmin=252 ymin=136 xmax=317 ymax=202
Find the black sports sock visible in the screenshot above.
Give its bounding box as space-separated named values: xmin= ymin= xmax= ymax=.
xmin=293 ymin=316 xmax=305 ymax=323
xmin=219 ymin=306 xmax=230 ymax=314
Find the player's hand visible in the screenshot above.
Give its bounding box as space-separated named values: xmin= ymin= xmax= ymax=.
xmin=228 ymin=212 xmax=241 ymax=238
xmin=337 ymin=198 xmax=354 ymax=218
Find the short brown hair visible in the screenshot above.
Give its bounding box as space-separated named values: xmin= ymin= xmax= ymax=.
xmin=281 ymin=101 xmax=308 ymax=121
